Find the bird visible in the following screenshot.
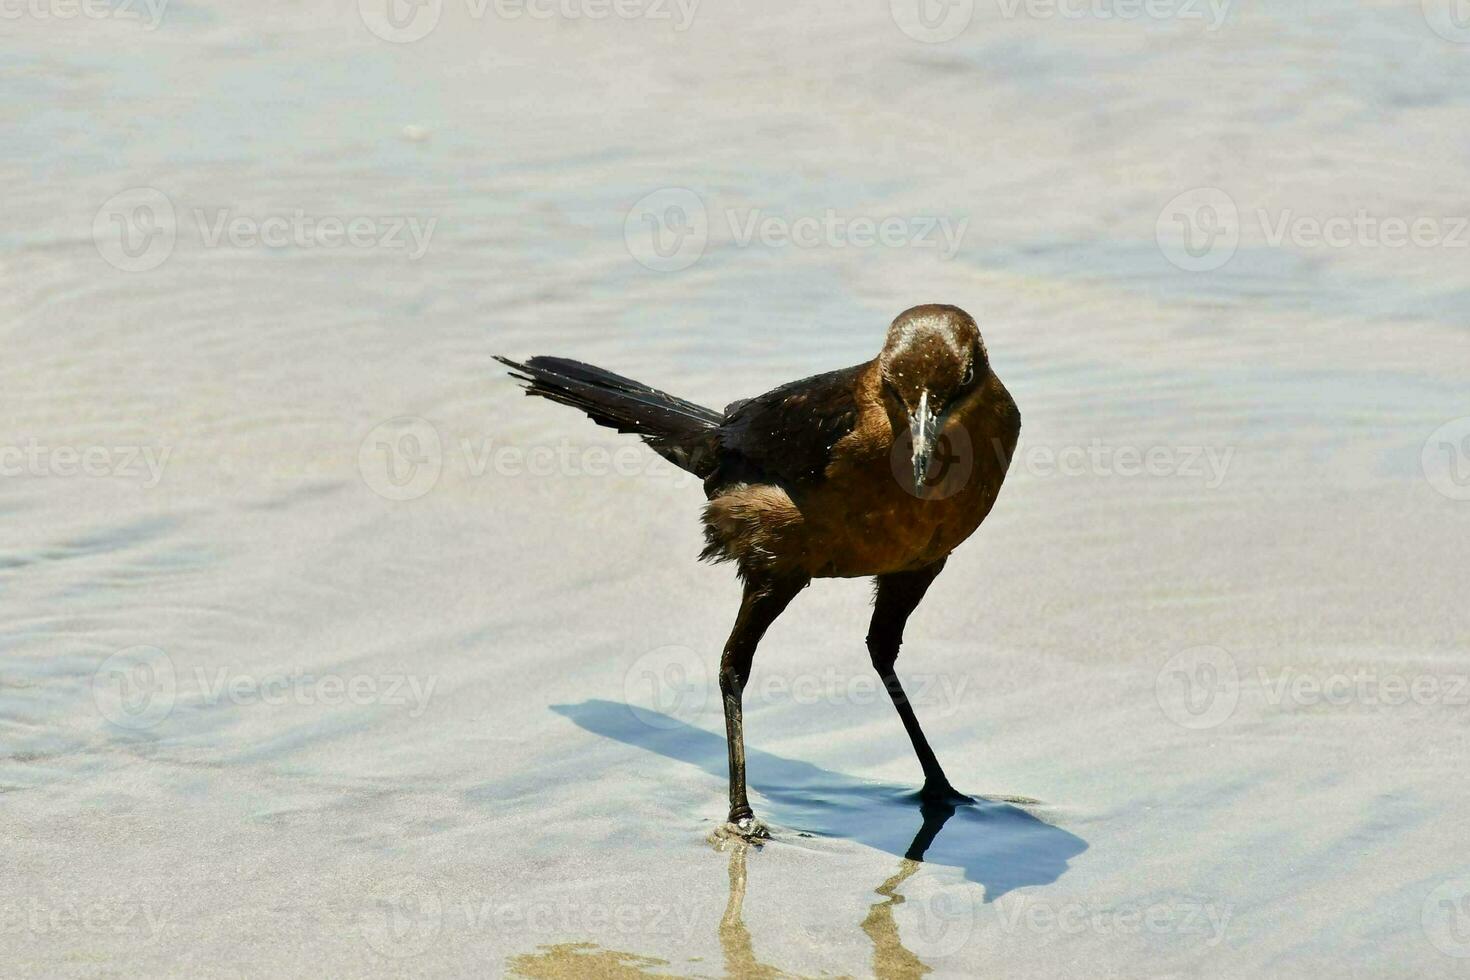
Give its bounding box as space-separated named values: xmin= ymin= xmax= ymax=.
xmin=496 ymin=304 xmax=1020 ymax=840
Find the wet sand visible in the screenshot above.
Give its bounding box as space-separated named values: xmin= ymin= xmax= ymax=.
xmin=4 ymin=2 xmax=1470 ymax=977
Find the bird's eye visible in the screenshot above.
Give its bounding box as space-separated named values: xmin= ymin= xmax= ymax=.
xmin=961 ymin=362 xmax=974 ymax=387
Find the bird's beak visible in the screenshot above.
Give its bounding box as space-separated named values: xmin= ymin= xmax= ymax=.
xmin=909 ymin=389 xmax=940 ymax=489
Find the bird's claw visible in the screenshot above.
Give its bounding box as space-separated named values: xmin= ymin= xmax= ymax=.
xmin=919 ymin=781 xmax=974 ymax=806
xmin=713 ymin=814 xmax=771 ymax=843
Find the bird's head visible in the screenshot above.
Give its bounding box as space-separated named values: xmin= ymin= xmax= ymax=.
xmin=877 ymin=304 xmax=990 ymax=489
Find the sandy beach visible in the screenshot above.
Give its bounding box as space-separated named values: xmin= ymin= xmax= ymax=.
xmin=4 ymin=1 xmax=1470 ymax=976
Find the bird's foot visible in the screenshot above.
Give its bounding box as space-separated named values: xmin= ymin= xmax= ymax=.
xmin=919 ymin=780 xmax=974 ymax=806
xmin=712 ymin=809 xmax=771 ymax=843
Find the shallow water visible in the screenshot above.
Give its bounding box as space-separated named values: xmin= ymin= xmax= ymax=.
xmin=4 ymin=2 xmax=1470 ymax=977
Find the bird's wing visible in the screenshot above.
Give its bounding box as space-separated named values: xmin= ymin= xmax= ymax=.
xmin=714 ymin=364 xmax=865 ymax=490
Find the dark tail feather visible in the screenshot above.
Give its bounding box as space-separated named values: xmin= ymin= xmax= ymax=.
xmin=495 ymin=355 xmax=721 ymax=477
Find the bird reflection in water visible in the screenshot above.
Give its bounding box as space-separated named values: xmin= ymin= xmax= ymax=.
xmin=509 ymin=799 xmax=970 ymax=979
xmin=714 ymin=797 xmax=965 ymax=979
xmin=518 ymin=702 xmax=1087 ymax=977
xmin=859 ymin=798 xmax=961 ymax=979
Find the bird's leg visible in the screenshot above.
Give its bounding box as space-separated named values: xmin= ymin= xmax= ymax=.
xmin=868 ymin=559 xmax=972 ymax=804
xmin=718 ymin=573 xmax=805 ymax=838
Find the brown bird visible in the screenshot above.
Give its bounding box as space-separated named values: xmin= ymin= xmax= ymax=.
xmin=496 ymin=304 xmax=1020 ymax=839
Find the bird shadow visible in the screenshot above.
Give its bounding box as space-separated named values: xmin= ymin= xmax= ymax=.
xmin=550 ymin=699 xmax=1088 ymax=902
